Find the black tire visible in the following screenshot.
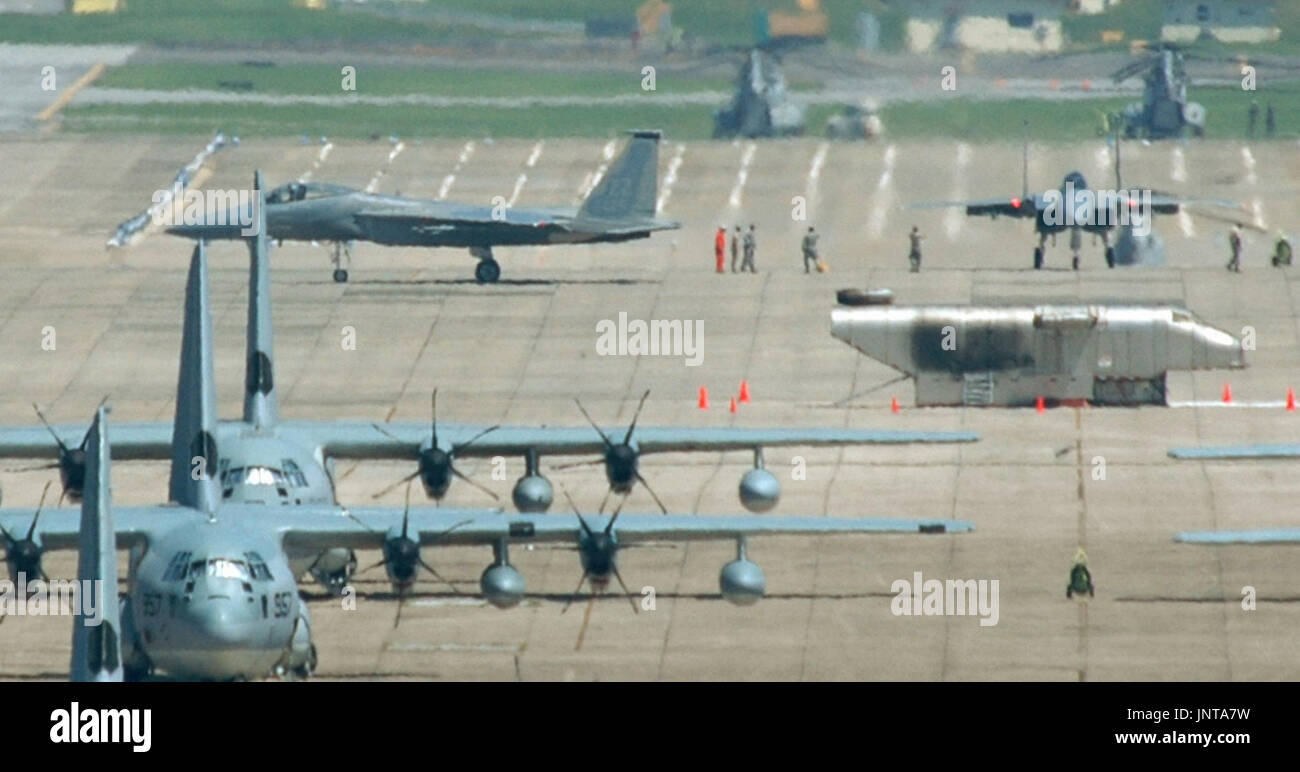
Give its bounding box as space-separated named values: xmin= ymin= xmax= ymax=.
xmin=332 ymin=269 xmax=348 ymax=283
xmin=475 ymin=259 xmax=501 ymax=284
xmin=1105 ymin=246 xmax=1116 ymax=268
xmin=1072 ymin=256 xmax=1080 ymax=271
xmin=1033 ymin=247 xmax=1044 ymax=270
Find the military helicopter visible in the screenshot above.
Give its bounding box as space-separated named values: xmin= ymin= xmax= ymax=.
xmin=1112 ymin=42 xmax=1206 ymax=140
xmin=712 ymin=47 xmax=806 ymax=139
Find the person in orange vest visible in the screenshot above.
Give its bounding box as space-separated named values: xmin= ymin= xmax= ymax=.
xmin=714 ymin=225 xmax=726 ymax=273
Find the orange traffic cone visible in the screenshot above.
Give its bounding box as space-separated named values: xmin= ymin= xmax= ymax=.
xmin=1222 ymin=383 xmax=1233 ymax=404
xmin=1288 ymin=387 xmax=1296 ymax=412
xmin=698 ymin=386 xmax=709 ymax=410
xmin=738 ymin=380 xmax=751 ymax=404
xmin=891 ymin=397 xmax=900 ymax=414
xmin=729 ymin=397 xmax=738 ymax=413
xmin=1035 ymin=396 xmax=1046 ymax=414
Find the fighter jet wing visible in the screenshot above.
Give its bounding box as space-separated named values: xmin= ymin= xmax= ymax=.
xmin=282 ymin=421 xmax=980 ymax=460
xmin=1145 ymin=193 xmax=1242 ymax=215
xmin=1168 ymin=443 xmax=1300 ymax=459
xmin=1175 ymin=529 xmax=1300 ymax=544
xmin=907 ymin=196 xmax=1037 ymax=218
xmin=274 ymin=508 xmax=973 ymax=551
xmin=352 ymin=204 xmax=570 ymax=245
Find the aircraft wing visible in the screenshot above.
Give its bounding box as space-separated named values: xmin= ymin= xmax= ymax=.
xmin=275 ymin=508 xmax=973 ymax=551
xmin=0 ymin=422 xmax=173 ymax=460
xmin=1168 ymin=443 xmax=1300 ymax=460
xmin=1175 ymin=529 xmax=1300 ymax=544
xmin=283 ymin=421 xmax=980 ymax=460
xmin=907 ymin=196 xmax=1036 ymax=218
xmin=0 ymin=505 xmax=205 ymax=551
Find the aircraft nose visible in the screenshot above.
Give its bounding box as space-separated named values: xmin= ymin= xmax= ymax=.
xmin=179 ymin=596 xmax=261 ymax=649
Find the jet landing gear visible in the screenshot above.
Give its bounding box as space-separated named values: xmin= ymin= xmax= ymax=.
xmin=1033 ymin=233 xmax=1048 ymax=270
xmin=329 ymin=241 xmax=354 ymax=283
xmin=471 ymin=246 xmax=501 ymax=284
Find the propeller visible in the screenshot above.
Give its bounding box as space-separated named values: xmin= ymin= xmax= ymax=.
xmin=354 ymin=482 xmax=472 ymax=629
xmin=570 ymin=390 xmax=668 ymax=514
xmin=0 ymin=481 xmax=53 ymax=586
xmin=370 ymin=390 xmax=500 ymax=503
xmin=559 ymin=489 xmax=639 ymax=617
xmin=28 ymin=398 xmax=108 ymax=503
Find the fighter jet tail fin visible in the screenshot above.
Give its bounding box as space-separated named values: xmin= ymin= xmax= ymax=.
xmin=70 ymin=405 xmax=123 ymax=682
xmin=169 ymin=242 xmax=220 ymax=512
xmin=577 ymin=130 xmax=660 ymax=223
xmin=243 ymin=170 xmax=279 ymax=429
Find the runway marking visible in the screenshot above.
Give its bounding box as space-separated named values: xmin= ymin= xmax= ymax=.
xmin=36 ymin=61 xmax=106 ymax=122
xmin=437 ymin=141 xmax=476 ymax=200
xmin=1250 ymin=197 xmax=1267 ymax=230
xmin=804 ymin=140 xmax=829 ymax=217
xmin=575 ymin=138 xmax=618 ymax=204
xmin=655 ymin=142 xmax=685 ymax=214
xmin=363 ymin=140 xmax=405 ymax=194
xmin=866 ymin=144 xmax=896 ymax=240
xmin=1170 ymin=145 xmax=1187 ymax=183
xmin=298 ymin=141 xmax=334 ymax=183
xmin=1241 ymin=146 xmax=1257 ymax=185
xmin=1093 ymin=143 xmax=1111 ymax=177
xmin=726 ymin=141 xmax=757 ymax=210
xmin=505 ymin=141 xmax=544 ymax=207
xmin=944 ymin=142 xmax=971 ymax=240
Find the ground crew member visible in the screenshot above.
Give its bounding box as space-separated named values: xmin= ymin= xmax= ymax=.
xmin=1067 ymin=548 xmax=1094 ymax=599
xmin=1272 ymin=231 xmax=1292 ymax=267
xmin=1069 ymin=227 xmax=1082 ymax=271
xmin=741 ymin=223 xmax=757 ymax=273
xmin=1248 ymin=100 xmax=1259 ymax=138
xmin=730 ymin=225 xmax=741 ymax=272
xmin=801 ymin=226 xmax=820 ymax=273
xmin=1227 ymin=223 xmax=1243 ymax=273
xmin=714 ymin=226 xmax=726 ymax=273
xmin=908 ymin=226 xmax=923 ymax=272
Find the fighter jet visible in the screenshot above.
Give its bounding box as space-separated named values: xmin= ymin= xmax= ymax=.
xmin=0 ymin=259 xmax=973 ymax=680
xmin=910 ymin=134 xmax=1238 ymax=269
xmin=0 ymin=173 xmax=979 ymax=569
xmin=165 ymin=130 xmax=679 ymax=284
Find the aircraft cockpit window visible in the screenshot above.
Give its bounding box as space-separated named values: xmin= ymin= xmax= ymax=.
xmin=244 ymin=552 xmax=274 ymax=581
xmin=189 ymin=559 xmax=252 ymax=581
xmin=1171 ymin=310 xmax=1194 ymax=324
xmin=163 ymin=551 xmax=193 ymax=582
xmin=223 ymin=466 xmax=287 ymax=487
xmin=282 ymin=459 xmax=309 ymax=488
xmin=266 ymin=183 xmax=309 ymax=204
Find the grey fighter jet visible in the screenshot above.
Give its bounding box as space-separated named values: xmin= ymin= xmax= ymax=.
xmin=0 ymin=252 xmax=973 ymax=680
xmin=0 ymin=178 xmax=979 ymax=527
xmin=910 ymin=134 xmax=1239 ymax=269
xmin=165 ymin=130 xmax=679 ymax=284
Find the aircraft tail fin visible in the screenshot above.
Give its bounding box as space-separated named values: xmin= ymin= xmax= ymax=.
xmin=70 ymin=405 xmax=123 ymax=682
xmin=169 ymin=242 xmax=220 ymax=512
xmin=577 ymin=130 xmax=661 ymax=222
xmin=243 ymin=170 xmax=279 ymax=429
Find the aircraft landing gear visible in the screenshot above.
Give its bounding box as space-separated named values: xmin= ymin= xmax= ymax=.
xmin=1072 ymin=255 xmax=1080 ymax=271
xmin=1104 ymin=246 xmax=1116 ymax=268
xmin=329 ymin=241 xmax=353 ymax=283
xmin=1033 ymin=246 xmax=1044 ymax=270
xmin=471 ymin=246 xmax=501 ymax=284
xmin=474 ymin=260 xmax=501 ymax=284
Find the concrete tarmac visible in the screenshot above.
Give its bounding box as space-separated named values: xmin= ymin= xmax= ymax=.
xmin=1 ymin=134 xmax=1298 ymax=680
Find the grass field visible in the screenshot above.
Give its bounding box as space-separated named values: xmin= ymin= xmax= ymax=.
xmin=61 ymin=81 xmax=1300 ymax=142
xmin=96 ymin=63 xmax=732 ymax=99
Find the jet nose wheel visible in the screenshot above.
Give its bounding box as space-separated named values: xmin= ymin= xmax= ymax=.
xmin=332 ymin=269 xmax=349 ymax=283
xmin=1033 ymin=247 xmax=1044 ymax=270
xmin=474 ymin=259 xmax=501 ymax=284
